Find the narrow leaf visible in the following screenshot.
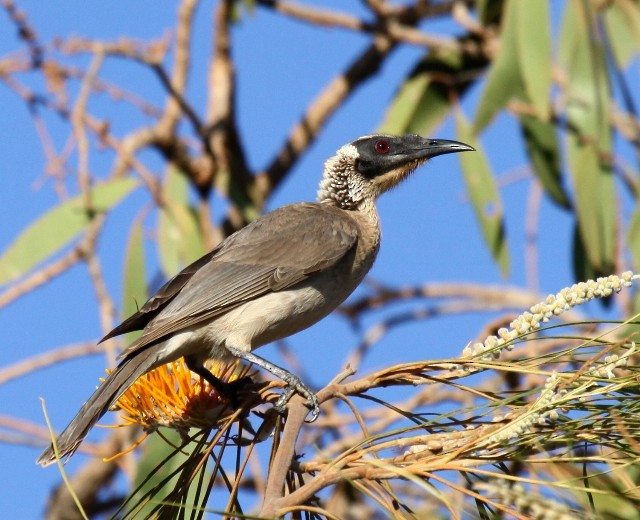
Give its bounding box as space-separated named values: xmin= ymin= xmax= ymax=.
xmin=129 ymin=431 xmax=189 ymax=518
xmin=456 ymin=111 xmax=510 ymax=276
xmin=566 ymin=3 xmax=616 ymax=276
xmin=558 ymin=0 xmax=581 ymax=69
xmin=610 ymin=0 xmax=640 ymax=59
xmin=568 ymin=140 xmax=616 ymax=276
xmin=604 ymin=1 xmax=636 ymax=66
xmin=122 ymin=215 xmax=147 ymax=342
xmin=627 ymin=203 xmax=640 ymax=273
xmin=157 ymin=169 xmax=205 ymax=278
xmin=473 ymin=0 xmax=521 ymax=132
xmin=379 ymin=69 xmax=437 ymax=135
xmin=0 ymin=177 xmax=138 ymax=285
xmin=380 ymin=45 xmax=478 ymax=136
xmin=519 ymin=114 xmax=570 ymax=209
xmin=514 ymin=0 xmax=552 ymax=118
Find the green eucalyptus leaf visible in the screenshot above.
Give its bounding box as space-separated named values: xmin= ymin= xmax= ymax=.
xmin=128 ymin=431 xmax=195 ymax=517
xmin=519 ymin=114 xmax=569 ymax=209
xmin=456 ymin=111 xmax=510 ymax=276
xmin=610 ymin=0 xmax=640 ymax=59
xmin=474 ymin=0 xmax=521 ymax=132
xmin=568 ymin=140 xmax=616 ymax=276
xmin=565 ymin=2 xmax=616 ymax=276
xmin=515 ymin=0 xmax=551 ymax=118
xmin=158 ymin=169 xmax=205 ymax=278
xmin=627 ymin=203 xmax=640 ymax=273
xmin=0 ymin=177 xmax=138 ymax=285
xmin=380 ymin=69 xmax=443 ymax=136
xmin=604 ymin=1 xmax=636 ymax=66
xmin=380 ymin=49 xmax=461 ymax=136
xmin=122 ymin=215 xmax=147 ymax=343
xmin=381 ymin=38 xmax=489 ymax=137
xmin=558 ymin=0 xmax=581 ymax=69
xmin=572 ymin=221 xmax=597 ymax=283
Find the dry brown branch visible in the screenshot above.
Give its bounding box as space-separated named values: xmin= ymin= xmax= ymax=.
xmin=83 ymin=115 xmax=162 ymax=200
xmin=59 ymin=36 xmax=167 ymax=64
xmin=310 ymin=386 xmax=474 ymax=459
xmin=340 ymin=281 xmax=547 ymax=320
xmin=205 ymin=0 xmax=253 ymax=228
xmin=525 ymin=178 xmax=543 ymax=292
xmin=0 ymin=248 xmax=82 ymax=310
xmin=259 ymin=395 xmax=309 ymax=516
xmin=255 ymin=33 xmax=396 ymax=200
xmin=0 ymin=414 xmax=59 ymax=443
xmin=0 ymin=342 xmax=103 ymax=386
xmin=78 ymin=216 xmax=117 ymax=342
xmin=157 ymin=0 xmax=199 ymax=136
xmin=1 ymin=0 xmax=42 ymax=64
xmin=3 ymin=0 xmax=640 ymax=518
xmin=0 ymin=71 xmax=69 ymax=116
xmin=71 ymin=47 xmax=103 ymax=211
xmin=344 ymin=295 xmax=589 ymax=374
xmin=0 ymin=413 xmax=108 ymax=463
xmin=257 ymin=0 xmax=368 ymax=31
xmin=257 ymin=0 xmax=463 ymax=52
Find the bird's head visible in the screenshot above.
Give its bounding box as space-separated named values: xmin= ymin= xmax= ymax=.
xmin=317 ymin=134 xmax=474 ymax=210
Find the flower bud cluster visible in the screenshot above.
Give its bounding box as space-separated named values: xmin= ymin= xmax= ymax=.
xmin=462 ymin=272 xmax=636 ymax=361
xmin=474 ymin=479 xmax=586 ymax=520
xmin=479 ymin=373 xmax=564 ymax=448
xmin=585 ymin=342 xmax=636 ymax=379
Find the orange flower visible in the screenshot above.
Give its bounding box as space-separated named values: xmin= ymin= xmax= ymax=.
xmin=108 ymin=358 xmax=252 ymax=433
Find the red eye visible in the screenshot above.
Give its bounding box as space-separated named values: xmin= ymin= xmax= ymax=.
xmin=375 ymin=140 xmax=389 ymax=154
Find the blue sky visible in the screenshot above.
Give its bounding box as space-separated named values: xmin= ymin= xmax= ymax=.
xmin=0 ymin=2 xmax=587 ymax=517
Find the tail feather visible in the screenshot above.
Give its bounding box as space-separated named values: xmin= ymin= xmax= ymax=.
xmin=37 ymin=348 xmax=158 ymax=467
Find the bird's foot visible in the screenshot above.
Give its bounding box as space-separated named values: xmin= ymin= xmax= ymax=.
xmin=218 ymin=376 xmax=253 ymax=409
xmin=217 ymin=347 xmax=321 ymax=421
xmin=273 ymin=376 xmax=320 ymax=422
xmin=185 ymin=356 xmax=253 ymax=409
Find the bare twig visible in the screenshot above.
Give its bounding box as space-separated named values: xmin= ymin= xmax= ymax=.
xmin=259 ymin=396 xmax=309 ymax=517
xmin=255 ymin=34 xmax=395 ymax=200
xmin=257 ymin=0 xmax=462 ymax=52
xmin=0 ymin=248 xmax=82 ymax=310
xmin=0 ymin=341 xmax=102 ymax=386
xmin=2 ymin=0 xmax=43 ymax=65
xmin=78 ymin=216 xmax=116 ymax=343
xmin=205 ymin=0 xmax=253 ymax=224
xmin=525 ymin=178 xmax=543 ymax=292
xmin=257 ymin=0 xmax=368 ymax=31
xmin=340 ymin=281 xmax=546 ymax=320
xmin=71 ymin=47 xmax=104 ymax=213
xmin=156 ymin=0 xmax=200 ymax=137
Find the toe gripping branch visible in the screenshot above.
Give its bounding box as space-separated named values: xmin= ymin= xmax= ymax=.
xmin=223 ymin=347 xmax=320 ymax=422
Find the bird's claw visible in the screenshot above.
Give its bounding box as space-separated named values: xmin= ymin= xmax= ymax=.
xmin=273 ymin=381 xmax=320 ymax=422
xmin=273 ymin=386 xmax=294 ymax=415
xmin=304 ymin=392 xmax=320 ymax=422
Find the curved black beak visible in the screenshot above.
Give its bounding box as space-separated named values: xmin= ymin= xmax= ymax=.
xmin=412 ymin=138 xmax=475 ymax=160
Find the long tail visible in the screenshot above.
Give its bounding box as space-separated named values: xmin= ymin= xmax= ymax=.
xmin=37 ymin=348 xmax=158 ymax=467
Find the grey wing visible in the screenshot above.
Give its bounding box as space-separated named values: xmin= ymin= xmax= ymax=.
xmin=101 ymin=247 xmax=222 ymax=342
xmin=117 ymin=203 xmax=359 ymax=358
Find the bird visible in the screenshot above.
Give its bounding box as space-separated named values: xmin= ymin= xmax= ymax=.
xmin=37 ymin=133 xmax=473 ymax=466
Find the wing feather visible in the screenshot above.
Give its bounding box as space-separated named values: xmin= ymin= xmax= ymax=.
xmin=114 ymin=203 xmax=359 ymax=358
